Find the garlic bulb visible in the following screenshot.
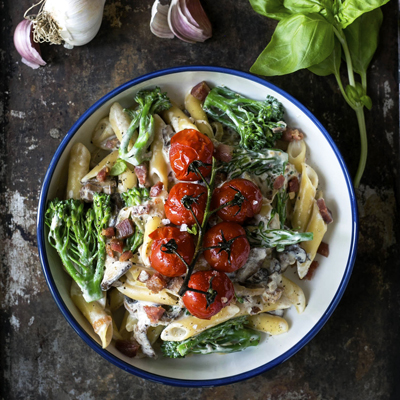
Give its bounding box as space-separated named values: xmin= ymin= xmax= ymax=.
xmin=28 ymin=0 xmax=106 ymax=49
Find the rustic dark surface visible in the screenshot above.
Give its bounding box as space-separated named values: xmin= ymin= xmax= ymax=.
xmin=1 ymin=0 xmax=399 ymax=399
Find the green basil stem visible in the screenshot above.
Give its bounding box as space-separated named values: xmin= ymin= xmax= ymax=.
xmin=333 ymin=26 xmax=367 ymax=188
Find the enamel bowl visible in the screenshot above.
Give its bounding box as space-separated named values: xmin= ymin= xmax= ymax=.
xmin=37 ymin=66 xmax=358 ymax=386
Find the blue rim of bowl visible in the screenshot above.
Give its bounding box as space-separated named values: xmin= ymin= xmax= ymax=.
xmin=37 ymin=65 xmax=358 ymax=387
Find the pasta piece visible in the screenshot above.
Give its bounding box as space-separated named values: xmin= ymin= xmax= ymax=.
xmin=112 ymin=320 xmax=125 ymax=341
xmin=162 ymin=103 xmax=198 ymax=133
xmin=140 ymin=215 xmax=162 ymax=265
xmin=117 ymin=281 xmax=180 ymax=306
xmin=297 ymin=199 xmax=328 ymax=279
xmin=281 ymin=276 xmax=307 ymax=313
xmin=66 ymin=142 xmax=91 ymax=199
xmin=125 ymin=313 xmax=138 ymax=333
xmin=70 ymin=281 xmax=113 ymax=348
xmin=119 ymin=310 xmax=133 ymax=340
xmin=109 ymin=288 xmax=125 ymax=312
xmin=184 ymin=92 xmax=213 ymax=138
xmin=160 ymin=304 xmax=240 ymax=342
xmin=287 ymin=139 xmax=307 ymax=172
xmin=211 ymin=121 xmax=224 ymax=141
xmin=91 ymin=117 xmax=117 ymax=149
xmin=291 ymin=163 xmax=319 ymax=232
xmin=246 ymin=313 xmax=289 ymax=335
xmin=149 ymin=115 xmax=170 ymax=188
xmin=117 ymin=165 xmax=138 ymax=193
xmin=109 ymin=102 xmax=136 ymax=148
xmin=147 ymin=325 xmax=164 ymax=345
xmin=234 ymin=283 xmax=265 ymax=297
xmin=236 ymin=294 xmax=292 ymax=317
xmin=81 ymin=150 xmax=119 ymax=183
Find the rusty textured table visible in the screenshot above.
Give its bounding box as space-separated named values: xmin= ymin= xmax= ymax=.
xmin=1 ymin=1 xmax=399 ymax=399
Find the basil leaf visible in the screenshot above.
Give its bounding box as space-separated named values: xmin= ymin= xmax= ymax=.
xmin=336 ymin=0 xmax=389 ymax=29
xmin=344 ymin=8 xmax=383 ymax=75
xmin=308 ymin=36 xmax=341 ymax=77
xmin=250 ymin=14 xmax=335 ymax=76
xmin=249 ymin=0 xmax=292 ymax=20
xmin=109 ymin=159 xmax=127 ymax=176
xmin=283 ymin=0 xmax=324 ymax=14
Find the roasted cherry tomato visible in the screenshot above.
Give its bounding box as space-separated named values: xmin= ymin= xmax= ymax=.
xmin=182 ymin=270 xmax=234 ymax=319
xmin=212 ymin=178 xmax=263 ymax=223
xmin=169 ymin=129 xmax=214 ymax=181
xmin=203 ymin=222 xmax=250 ymax=273
xmin=165 ymin=182 xmax=207 ymax=226
xmin=149 ymin=227 xmax=194 ymax=277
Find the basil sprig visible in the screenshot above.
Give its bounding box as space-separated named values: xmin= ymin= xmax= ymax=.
xmin=249 ymin=0 xmax=389 ymax=187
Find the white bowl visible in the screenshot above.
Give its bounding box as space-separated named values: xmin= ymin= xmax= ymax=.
xmin=37 ymin=66 xmax=358 ymax=386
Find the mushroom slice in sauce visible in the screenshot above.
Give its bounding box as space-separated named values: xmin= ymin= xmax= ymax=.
xmin=101 ymin=255 xmax=132 ymax=291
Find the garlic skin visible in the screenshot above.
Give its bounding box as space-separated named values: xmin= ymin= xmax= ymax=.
xmin=150 ymin=0 xmax=174 ymax=39
xmin=13 ymin=20 xmax=46 ymax=69
xmin=43 ymin=0 xmax=106 ymax=48
xmin=168 ymin=0 xmax=212 ymax=44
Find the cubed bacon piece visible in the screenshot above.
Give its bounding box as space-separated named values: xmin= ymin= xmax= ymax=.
xmin=138 ymin=270 xmax=150 ymax=283
xmin=273 ymin=175 xmax=285 ymax=190
xmin=150 ymin=182 xmax=164 ymax=197
xmin=214 ymin=143 xmax=233 ymax=162
xmin=167 ymin=276 xmax=184 ymax=294
xmin=105 ymin=137 xmax=119 ymax=149
xmin=101 ymin=227 xmax=115 ymax=238
xmin=316 ymin=198 xmax=333 ymax=224
xmin=288 ymin=177 xmax=300 ymax=193
xmin=143 ymin=305 xmax=165 ymax=324
xmin=106 ymin=243 xmax=114 ymax=258
xmin=146 ymin=272 xmax=169 ymax=294
xmin=119 ymin=250 xmax=133 ymax=262
xmin=116 ymin=219 xmax=135 ymax=239
xmin=190 ymin=81 xmax=211 ymax=102
xmin=304 ymin=260 xmax=319 ymax=280
xmin=282 ymin=128 xmax=304 ymax=142
xmin=134 ymin=164 xmax=148 ymax=187
xmin=317 ymin=242 xmax=330 ymax=257
xmin=97 ymin=166 xmax=110 ymax=182
xmin=115 ymin=339 xmax=140 ymax=358
xmin=110 ymin=238 xmax=124 ymax=253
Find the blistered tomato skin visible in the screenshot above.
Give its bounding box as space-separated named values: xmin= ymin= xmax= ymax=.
xmin=182 ymin=270 xmax=234 ymax=319
xmin=165 ymin=182 xmax=207 ymax=226
xmin=212 ymin=178 xmax=263 ymax=223
xmin=203 ymin=222 xmax=250 ymax=273
xmin=149 ymin=227 xmax=195 ymax=277
xmin=169 ymin=129 xmax=214 ymax=181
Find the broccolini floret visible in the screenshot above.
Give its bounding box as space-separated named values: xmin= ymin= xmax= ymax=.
xmin=246 ymin=222 xmax=313 ymax=252
xmin=119 ymin=87 xmax=171 ymax=166
xmin=161 ymin=316 xmax=260 ymax=358
xmin=120 ymin=187 xmax=150 ymax=207
xmin=203 ymin=86 xmax=286 ymax=150
xmin=45 ymin=193 xmax=111 ymax=302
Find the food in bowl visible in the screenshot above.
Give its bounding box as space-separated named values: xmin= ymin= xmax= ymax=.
xmin=44 ymin=81 xmax=333 ymax=360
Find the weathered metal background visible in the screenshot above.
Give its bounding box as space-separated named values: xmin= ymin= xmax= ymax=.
xmin=1 ymin=0 xmax=399 ymax=399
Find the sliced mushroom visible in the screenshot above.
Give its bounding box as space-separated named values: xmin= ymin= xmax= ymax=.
xmin=101 ymin=255 xmax=132 ymax=291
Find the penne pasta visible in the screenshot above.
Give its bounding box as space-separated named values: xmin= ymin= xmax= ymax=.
xmin=298 ymin=199 xmax=328 ymax=279
xmin=281 ymin=276 xmax=307 ymax=313
xmin=246 ymin=313 xmax=289 ymax=335
xmin=70 ymin=281 xmax=113 ymax=349
xmin=140 ymin=215 xmax=162 ymax=265
xmin=108 ymin=288 xmax=125 ymax=312
xmin=66 ymin=142 xmax=91 ymax=199
xmin=117 ymin=281 xmax=180 ymax=306
xmin=149 ymin=115 xmax=170 ymax=188
xmin=162 ymin=103 xmax=198 ymax=133
xmin=91 ymin=117 xmax=117 ymax=150
xmin=184 ymin=92 xmax=214 ymax=137
xmin=109 ymin=102 xmax=136 ymax=146
xmin=117 ymin=165 xmax=138 ymax=193
xmin=287 ymin=139 xmax=307 ymax=172
xmin=291 ymin=163 xmax=319 ymax=232
xmin=160 ymin=304 xmax=240 ymax=342
xmin=81 ymin=150 xmax=119 ymax=183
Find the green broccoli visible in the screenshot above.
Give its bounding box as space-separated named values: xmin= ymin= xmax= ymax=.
xmin=161 ymin=316 xmax=260 ymax=358
xmin=45 ymin=193 xmax=111 ymax=302
xmin=119 ymin=87 xmax=171 ymax=166
xmin=203 ymin=86 xmax=285 ymax=150
xmin=246 ymin=222 xmax=313 ymax=252
xmin=120 ymin=187 xmax=150 ymax=207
